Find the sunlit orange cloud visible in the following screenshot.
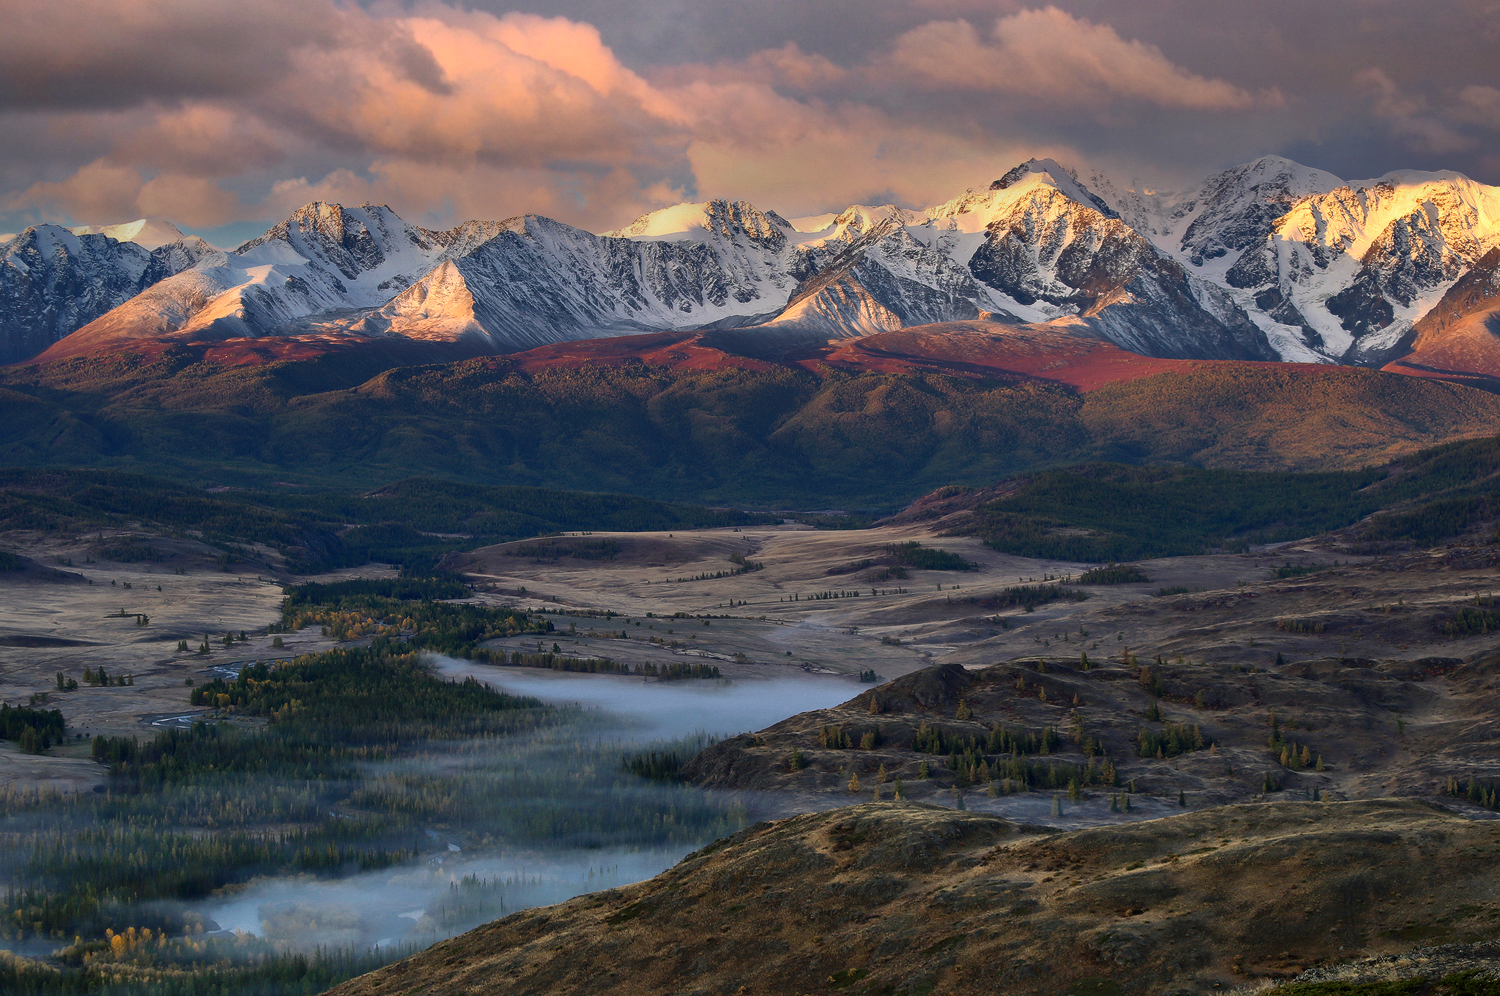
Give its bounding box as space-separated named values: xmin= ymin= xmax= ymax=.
xmin=888 ymin=7 xmax=1273 ymax=111
xmin=0 ymin=1 xmax=1295 ymax=234
xmin=116 ymin=106 xmax=285 ymax=176
xmin=5 ymin=159 xmax=244 ymax=228
xmin=8 ymin=161 xmax=147 ymax=225
xmin=262 ymin=9 xmax=690 ymax=168
xmin=662 ymin=77 xmax=1077 ymax=217
xmin=265 ymin=160 xmax=688 ymax=232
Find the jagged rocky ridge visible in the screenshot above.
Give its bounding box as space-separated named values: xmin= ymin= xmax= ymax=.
xmin=8 ymin=156 xmax=1500 ymax=371
xmin=0 ymin=224 xmax=214 ymax=363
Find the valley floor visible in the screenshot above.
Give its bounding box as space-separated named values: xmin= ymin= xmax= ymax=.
xmin=7 ymin=516 xmax=1500 ymax=810
xmin=4 ymin=516 xmax=1500 ymax=996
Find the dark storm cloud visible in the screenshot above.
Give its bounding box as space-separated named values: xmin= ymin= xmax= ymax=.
xmin=0 ymin=0 xmax=353 ymax=110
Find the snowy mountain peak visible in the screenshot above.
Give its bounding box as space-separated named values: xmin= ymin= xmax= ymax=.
xmin=67 ymin=217 xmax=189 ymax=251
xmin=925 ymin=159 xmax=1117 ymax=233
xmin=1272 ymin=170 xmax=1500 ymax=263
xmin=833 ymin=204 xmax=917 ymax=234
xmin=604 ymin=199 xmax=791 ymax=244
xmin=7 ymin=223 xmax=92 ymax=260
xmin=243 ymin=201 xmax=427 ymax=250
xmin=787 ymin=205 xmax=918 ymax=248
xmin=0 ymin=221 xmax=212 ymax=362
xmin=996 ymin=159 xmax=1116 ymax=214
xmin=237 ymin=201 xmax=447 ymax=283
xmin=1364 ymin=167 xmax=1480 ymax=188
xmin=1169 ymin=156 xmax=1345 ymax=269
xmin=1231 ymin=154 xmax=1340 ymax=186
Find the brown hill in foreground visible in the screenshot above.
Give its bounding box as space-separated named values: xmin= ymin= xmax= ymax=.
xmin=328 ymin=800 xmax=1500 ymax=996
xmin=25 ymin=329 xmax=499 ymax=369
xmin=1385 ymin=309 xmax=1500 ymax=391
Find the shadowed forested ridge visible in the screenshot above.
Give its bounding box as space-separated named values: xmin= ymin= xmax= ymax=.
xmin=955 ymin=435 xmax=1500 ymax=561
xmin=7 ymin=356 xmax=1500 ymax=566
xmin=0 ymin=468 xmax=774 ymax=572
xmin=6 ymin=350 xmax=1500 ymax=506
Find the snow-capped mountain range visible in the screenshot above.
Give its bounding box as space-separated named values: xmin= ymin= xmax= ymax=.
xmin=6 ymin=156 xmax=1500 ymax=374
xmin=0 ymin=220 xmax=217 ymax=363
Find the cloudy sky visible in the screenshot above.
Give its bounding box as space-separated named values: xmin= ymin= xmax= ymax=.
xmin=3 ymin=0 xmax=1498 ymax=245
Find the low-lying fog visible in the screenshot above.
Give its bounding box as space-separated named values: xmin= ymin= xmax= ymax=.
xmin=430 ymin=656 xmax=858 ymax=742
xmin=200 ymin=660 xmax=860 ymax=953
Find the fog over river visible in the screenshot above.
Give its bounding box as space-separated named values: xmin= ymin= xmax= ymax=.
xmin=201 ymin=661 xmax=858 ymax=952
xmin=430 ymin=657 xmax=860 ymax=743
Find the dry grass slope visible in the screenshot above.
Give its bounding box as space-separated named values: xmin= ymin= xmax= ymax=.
xmin=327 ymin=799 xmax=1500 ymax=996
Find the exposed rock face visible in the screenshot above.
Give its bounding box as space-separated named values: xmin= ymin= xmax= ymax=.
xmin=1175 ymin=156 xmax=1341 ymax=267
xmin=910 ymin=161 xmax=1275 ymax=359
xmin=1097 ymin=158 xmax=1500 ymax=368
xmin=771 ymin=222 xmax=984 ymax=335
xmin=1381 ymin=247 xmax=1500 ymax=381
xmin=1327 ymin=269 xmax=1398 ymax=337
xmin=326 ymin=800 xmax=1500 ymax=996
xmin=238 ymin=202 xmax=435 ymax=282
xmin=0 ymin=226 xmax=207 ymax=363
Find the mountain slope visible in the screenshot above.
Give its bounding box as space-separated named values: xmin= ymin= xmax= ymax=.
xmin=326 ymin=800 xmax=1500 ymax=996
xmin=0 ymin=164 xmax=1289 ymax=364
xmin=1206 ymin=167 xmax=1500 ymax=365
xmin=37 ymin=203 xmax=467 ymax=358
xmin=0 ymin=225 xmax=212 ymax=363
xmin=38 ymin=201 xmax=844 ymax=360
xmin=1093 ymin=156 xmax=1500 ymax=370
xmin=1382 ymin=246 xmax=1500 ymax=384
xmin=7 ymin=327 xmax=1500 ymax=504
xmin=770 ymin=218 xmax=983 ymax=334
xmin=899 ymin=160 xmax=1277 ymax=359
